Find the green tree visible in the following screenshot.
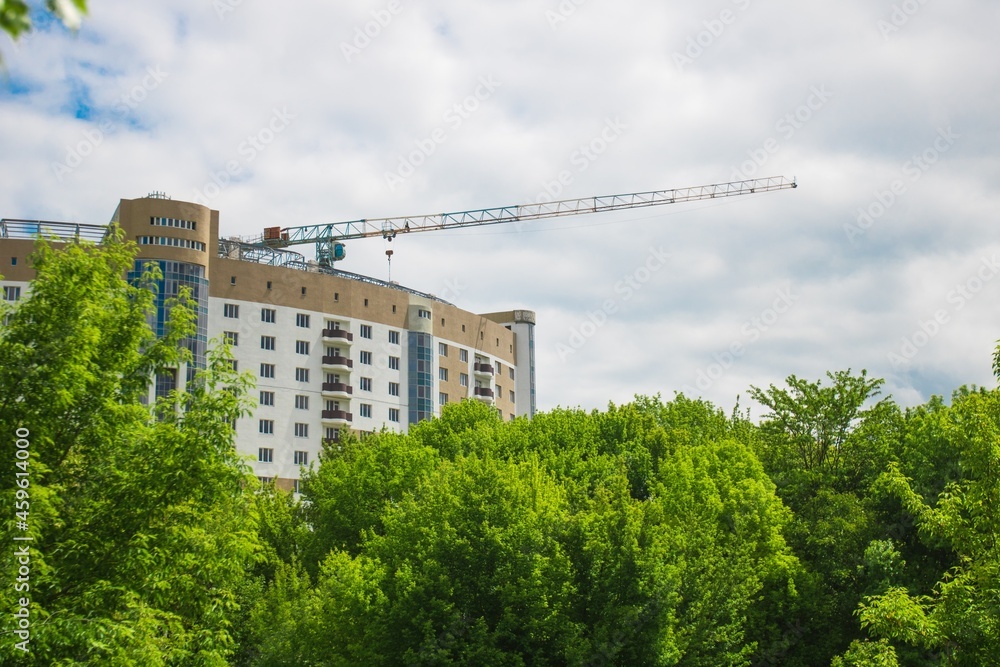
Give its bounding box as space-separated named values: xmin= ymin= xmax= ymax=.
xmin=246 ymin=397 xmax=795 ymax=665
xmin=747 ymin=370 xmax=902 ymax=665
xmin=857 ymin=387 xmax=1000 ymax=664
xmin=0 ymin=237 xmax=260 ymax=665
xmin=1 ymin=0 xmax=86 ymax=41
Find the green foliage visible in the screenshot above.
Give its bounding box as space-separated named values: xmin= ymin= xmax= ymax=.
xmin=7 ymin=237 xmax=1000 ymax=665
xmin=0 ymin=237 xmax=260 ymax=665
xmin=746 ymin=370 xmax=904 ymax=665
xmin=859 ymin=388 xmax=1000 ymax=664
xmin=749 ymin=370 xmax=898 ymax=493
xmin=832 ymin=639 xmax=900 ymax=667
xmin=242 ymin=396 xmax=796 ymax=665
xmin=1 ymin=0 xmax=87 ymax=40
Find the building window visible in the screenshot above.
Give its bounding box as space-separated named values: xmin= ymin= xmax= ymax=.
xmin=334 ymin=292 xmax=339 ymax=302
xmin=261 ymin=308 xmax=276 ymax=323
xmin=295 ymin=368 xmax=310 ymax=383
xmin=364 ymin=298 xmax=369 ymax=307
xmin=439 ymin=392 xmax=448 ymax=406
xmin=359 ymin=377 xmax=372 ymax=392
xmin=460 ymin=349 xmax=468 ymax=362
xmin=296 ymin=313 xmax=310 ymax=328
xmin=296 ymin=340 xmax=310 ymax=355
xmin=224 ymin=331 xmax=238 ymax=346
xmin=389 ymin=382 xmax=399 ymax=397
xmin=495 ymin=361 xmax=502 ymax=374
xmin=267 ymin=280 xmax=272 ymax=290
xmin=360 ymin=324 xmax=372 ymax=339
xmin=497 ymin=384 xmax=503 ymax=398
xmin=258 ymin=476 xmax=273 ymax=485
xmin=10 ymin=257 xmax=16 ymax=266
xmin=509 ymin=368 xmax=515 ymax=380
xmin=137 ymin=236 xmax=206 ymax=252
xmin=229 ymin=359 xmax=238 ymax=372
xmin=223 ymin=303 xmax=239 ymax=318
xmin=460 ymin=373 xmax=468 ymax=387
xmin=388 ymin=330 xmax=399 ymax=345
xmin=360 ymin=351 xmax=372 ymax=365
xmin=3 ymin=286 xmax=21 ymax=301
xmin=388 ymin=356 xmax=400 ymax=370
xmin=510 ymin=390 xmax=515 ymax=402
xmin=439 ymin=368 xmax=448 ymax=382
xmin=359 ymin=403 xmax=372 ymax=418
xmin=301 ymin=286 xmax=307 ymax=295
xmin=388 ymin=408 xmax=400 ymax=422
xmin=154 ymin=369 xmax=177 ymax=399
xmin=260 ymin=391 xmax=274 ymax=406
xmin=294 ymin=423 xmax=309 ymax=438
xmin=258 ymin=447 xmax=273 ymax=462
xmin=295 ymin=395 xmax=309 ymax=410
xmin=294 ymin=450 xmax=309 ymax=465
xmin=418 ymin=308 xmax=431 ymax=319
xmin=439 ymin=342 xmax=448 ymax=357
xmin=230 ymin=276 xmax=236 ymax=285
xmin=392 ymin=304 xmax=397 ymax=313
xmin=325 ymin=427 xmax=339 ymax=441
xmin=261 ymin=335 xmax=275 ymax=350
xmin=260 ymin=363 xmax=275 ymax=379
xmin=150 ymin=216 xmax=197 ymax=231
xmin=258 ymin=421 xmax=274 ymax=436
xmin=510 ymin=413 xmax=516 ymax=421
xmin=293 ymin=479 xmax=301 ymax=493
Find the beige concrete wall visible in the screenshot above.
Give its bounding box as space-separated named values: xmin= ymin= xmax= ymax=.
xmin=116 ymin=197 xmax=217 ymax=277
xmin=0 ymin=239 xmax=41 ymax=281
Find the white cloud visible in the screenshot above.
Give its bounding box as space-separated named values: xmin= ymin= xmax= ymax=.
xmin=2 ymin=0 xmax=998 ymax=413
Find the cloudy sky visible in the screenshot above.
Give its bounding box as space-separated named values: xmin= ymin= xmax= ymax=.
xmin=2 ymin=0 xmax=998 ymax=415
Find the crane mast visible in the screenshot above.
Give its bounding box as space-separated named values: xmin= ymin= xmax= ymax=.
xmin=250 ymin=175 xmax=796 ymax=267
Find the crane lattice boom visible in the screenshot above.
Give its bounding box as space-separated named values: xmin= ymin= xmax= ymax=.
xmin=250 ymin=175 xmax=796 ymax=266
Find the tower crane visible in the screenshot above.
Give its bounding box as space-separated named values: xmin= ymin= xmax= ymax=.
xmin=244 ymin=176 xmax=796 ymax=269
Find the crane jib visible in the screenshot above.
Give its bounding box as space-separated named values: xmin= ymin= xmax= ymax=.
xmin=257 ymin=175 xmax=796 ymax=264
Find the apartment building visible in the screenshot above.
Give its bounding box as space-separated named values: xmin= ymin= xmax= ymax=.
xmin=0 ymin=194 xmax=536 ymax=491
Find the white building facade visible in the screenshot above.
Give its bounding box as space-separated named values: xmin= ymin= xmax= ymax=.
xmin=1 ymin=195 xmax=536 ymax=492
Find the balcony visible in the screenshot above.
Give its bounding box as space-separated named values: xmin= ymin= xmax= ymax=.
xmin=321 ymin=410 xmax=353 ymax=425
xmin=322 ymin=382 xmax=353 ymax=398
xmin=474 ymin=362 xmax=494 ymax=376
xmin=322 ymin=355 xmax=353 ymax=371
xmin=322 ymin=329 xmax=354 ymax=343
xmin=474 ymin=386 xmax=495 ymax=402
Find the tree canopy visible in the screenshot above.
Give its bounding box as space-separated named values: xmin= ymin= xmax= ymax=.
xmin=3 ymin=236 xmax=1000 ymax=665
